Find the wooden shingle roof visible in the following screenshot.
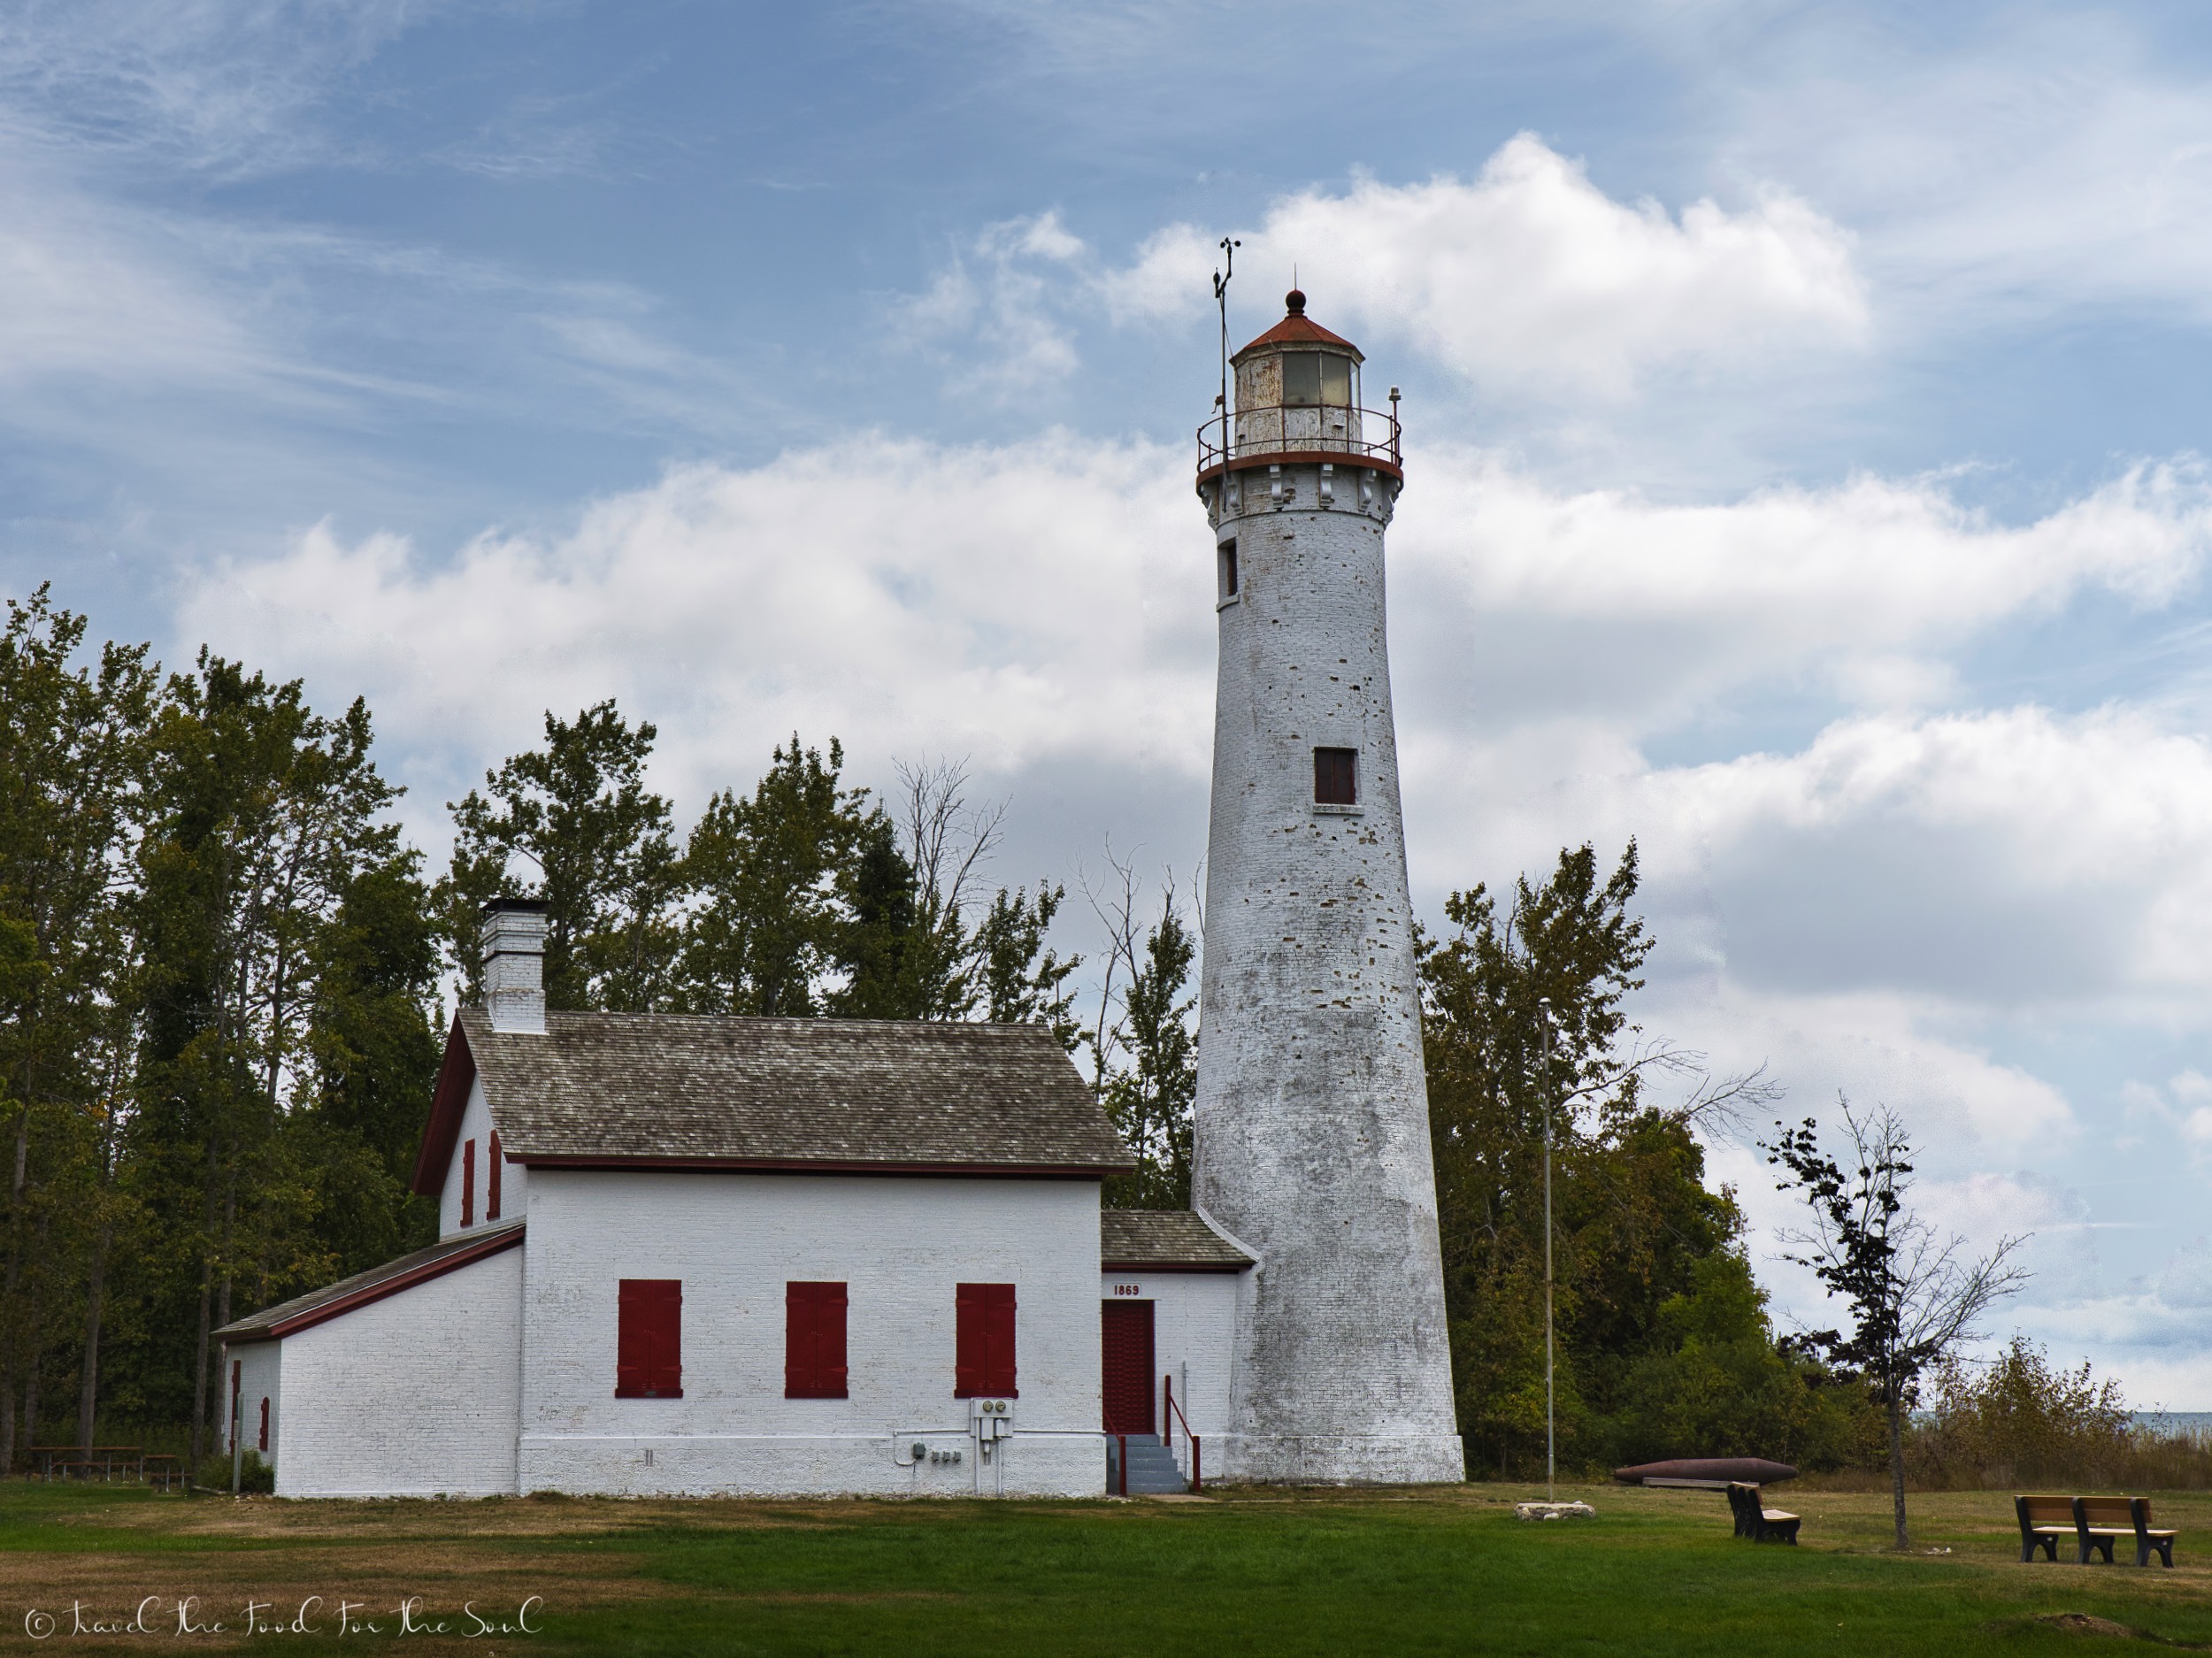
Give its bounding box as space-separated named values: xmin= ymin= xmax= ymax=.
xmin=413 ymin=1010 xmax=1133 ymax=1191
xmin=1101 ymin=1209 xmax=1255 ymax=1272
xmin=215 ymin=1221 xmax=525 ymax=1343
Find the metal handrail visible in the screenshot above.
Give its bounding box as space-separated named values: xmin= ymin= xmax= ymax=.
xmin=1162 ymin=1375 xmax=1202 ymax=1493
xmin=1195 ymin=401 xmax=1402 ymax=476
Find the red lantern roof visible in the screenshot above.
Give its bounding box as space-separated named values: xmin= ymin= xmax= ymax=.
xmin=1233 ymin=288 xmax=1362 ymax=363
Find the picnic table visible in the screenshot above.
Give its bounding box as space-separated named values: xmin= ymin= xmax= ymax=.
xmin=30 ymin=1446 xmax=145 ymax=1482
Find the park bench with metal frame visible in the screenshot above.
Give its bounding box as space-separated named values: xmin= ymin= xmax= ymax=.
xmin=2075 ymin=1496 xmax=2177 ymax=1568
xmin=1726 ymin=1481 xmax=1801 ymax=1544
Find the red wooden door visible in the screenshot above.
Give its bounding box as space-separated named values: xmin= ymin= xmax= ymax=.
xmin=1100 ymin=1300 xmax=1156 ymax=1435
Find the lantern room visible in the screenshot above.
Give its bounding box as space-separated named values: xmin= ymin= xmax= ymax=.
xmin=1196 ymin=289 xmax=1400 ymax=488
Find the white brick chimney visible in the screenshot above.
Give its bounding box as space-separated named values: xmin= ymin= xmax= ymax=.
xmin=480 ymin=898 xmax=549 ymax=1034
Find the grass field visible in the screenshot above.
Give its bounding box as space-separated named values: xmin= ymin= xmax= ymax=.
xmin=5 ymin=1480 xmax=2212 ymax=1654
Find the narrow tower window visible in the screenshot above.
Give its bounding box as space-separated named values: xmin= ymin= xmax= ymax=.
xmin=1314 ymin=748 xmax=1358 ymax=806
xmin=1218 ymin=540 xmax=1239 ymax=599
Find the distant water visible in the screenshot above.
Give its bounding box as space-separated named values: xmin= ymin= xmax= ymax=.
xmin=2132 ymin=1412 xmax=2212 ymax=1435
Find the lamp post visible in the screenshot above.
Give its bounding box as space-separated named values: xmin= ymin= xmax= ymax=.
xmin=1538 ymin=995 xmax=1555 ymax=1504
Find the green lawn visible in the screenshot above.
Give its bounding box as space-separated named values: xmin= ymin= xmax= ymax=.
xmin=4 ymin=1479 xmax=2212 ymax=1654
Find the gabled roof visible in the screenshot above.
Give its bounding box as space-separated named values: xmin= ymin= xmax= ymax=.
xmin=1101 ymin=1209 xmax=1255 ymax=1272
xmin=215 ymin=1222 xmax=525 ymax=1344
xmin=413 ymin=1010 xmax=1133 ymax=1194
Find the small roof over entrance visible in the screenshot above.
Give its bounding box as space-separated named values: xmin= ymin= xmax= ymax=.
xmin=1101 ymin=1209 xmax=1255 ymax=1273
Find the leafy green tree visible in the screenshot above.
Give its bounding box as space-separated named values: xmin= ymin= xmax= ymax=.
xmin=1080 ymin=856 xmax=1196 ymax=1210
xmin=680 ymin=737 xmax=867 ymax=1017
xmin=1420 ymin=842 xmax=1781 ymax=1476
xmin=306 ymin=850 xmax=442 ymax=1269
xmin=128 ymin=656 xmax=410 ymax=1469
xmin=442 ymin=701 xmax=680 ymax=1011
xmin=1609 ymin=1248 xmax=1878 ymax=1471
xmin=826 ymin=811 xmax=924 ymax=1018
xmin=1914 ymin=1336 xmax=2129 ymax=1490
xmin=975 ymin=882 xmax=1081 ymax=1051
xmin=0 ymin=587 xmax=159 ymax=1464
xmin=1097 ymin=898 xmax=1196 ymax=1210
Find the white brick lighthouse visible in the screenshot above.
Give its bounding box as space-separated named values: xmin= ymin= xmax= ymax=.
xmin=1191 ymin=289 xmax=1464 ymax=1484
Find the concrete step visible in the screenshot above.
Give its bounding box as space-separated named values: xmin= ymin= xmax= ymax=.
xmin=1108 ymin=1437 xmax=1188 ymax=1494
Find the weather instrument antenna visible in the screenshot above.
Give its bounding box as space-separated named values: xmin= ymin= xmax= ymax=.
xmin=1213 ymin=236 xmax=1240 ymax=465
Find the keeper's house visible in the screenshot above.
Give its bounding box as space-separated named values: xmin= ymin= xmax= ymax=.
xmin=215 ymin=901 xmax=1250 ymax=1499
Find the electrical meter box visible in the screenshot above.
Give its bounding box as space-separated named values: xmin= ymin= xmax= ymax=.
xmin=969 ymin=1398 xmax=1015 ymax=1439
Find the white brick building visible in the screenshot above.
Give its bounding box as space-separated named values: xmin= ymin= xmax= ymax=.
xmin=215 ymin=902 xmax=1250 ymax=1499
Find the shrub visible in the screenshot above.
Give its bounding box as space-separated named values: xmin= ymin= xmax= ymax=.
xmin=196 ymin=1450 xmax=274 ymax=1493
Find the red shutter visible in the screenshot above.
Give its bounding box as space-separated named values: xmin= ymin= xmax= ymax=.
xmin=786 ymin=1282 xmax=849 ymax=1399
xmin=257 ymin=1397 xmax=269 ymax=1453
xmin=955 ymin=1284 xmax=983 ymax=1395
xmin=230 ymin=1361 xmax=240 ymax=1449
xmin=956 ymin=1283 xmax=1017 ymax=1398
xmin=617 ymin=1278 xmax=683 ymax=1398
xmin=461 ymin=1138 xmax=476 ymax=1227
xmin=487 ymin=1131 xmax=502 ymax=1222
xmin=984 ymin=1284 xmax=1017 ymax=1396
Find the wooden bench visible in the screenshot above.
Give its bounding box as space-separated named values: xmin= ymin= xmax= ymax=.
xmin=2016 ymin=1494 xmax=2177 ymax=1566
xmin=1726 ymin=1481 xmax=1801 ymax=1544
xmin=143 ymin=1455 xmax=183 ymax=1493
xmin=2077 ymin=1496 xmax=2176 ymax=1568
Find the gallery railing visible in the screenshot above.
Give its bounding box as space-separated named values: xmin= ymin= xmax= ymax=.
xmin=1195 ymin=401 xmax=1402 ymax=477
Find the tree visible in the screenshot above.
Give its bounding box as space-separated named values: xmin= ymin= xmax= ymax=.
xmin=1763 ymin=1100 xmax=2030 ymax=1548
xmin=974 ymin=882 xmax=1081 ymax=1052
xmin=1420 ymin=842 xmax=1779 ymax=1473
xmin=829 ymin=759 xmax=1003 ymax=1020
xmin=680 ymin=737 xmax=867 ymax=1017
xmin=130 ymin=657 xmax=411 ymax=1470
xmin=308 ymin=849 xmax=443 ymax=1269
xmin=442 ymin=702 xmax=680 ymax=1012
xmin=1915 ymin=1336 xmax=2129 ymax=1490
xmin=1083 ymin=855 xmax=1197 ymax=1209
xmin=0 ymin=587 xmax=157 ymax=1465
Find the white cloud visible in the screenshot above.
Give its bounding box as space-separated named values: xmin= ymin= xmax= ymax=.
xmin=190 ymin=430 xmax=2212 ymax=1031
xmin=902 ymin=135 xmax=1864 ymax=404
xmin=897 ymin=213 xmax=1091 ymax=399
xmin=1117 ymin=134 xmax=1867 ymax=399
xmin=181 ymin=431 xmax=1208 ymax=834
xmin=1387 ymin=452 xmax=2212 ymax=737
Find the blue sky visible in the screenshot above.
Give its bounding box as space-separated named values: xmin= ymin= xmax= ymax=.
xmin=11 ymin=0 xmax=2212 ymax=1401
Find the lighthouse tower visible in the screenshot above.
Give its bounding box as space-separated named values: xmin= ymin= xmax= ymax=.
xmin=1190 ymin=291 xmax=1463 ymax=1485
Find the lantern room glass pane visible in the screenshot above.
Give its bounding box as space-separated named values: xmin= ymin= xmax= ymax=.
xmin=1319 ymin=355 xmax=1351 ymax=405
xmin=1282 ymin=353 xmax=1320 ymax=406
